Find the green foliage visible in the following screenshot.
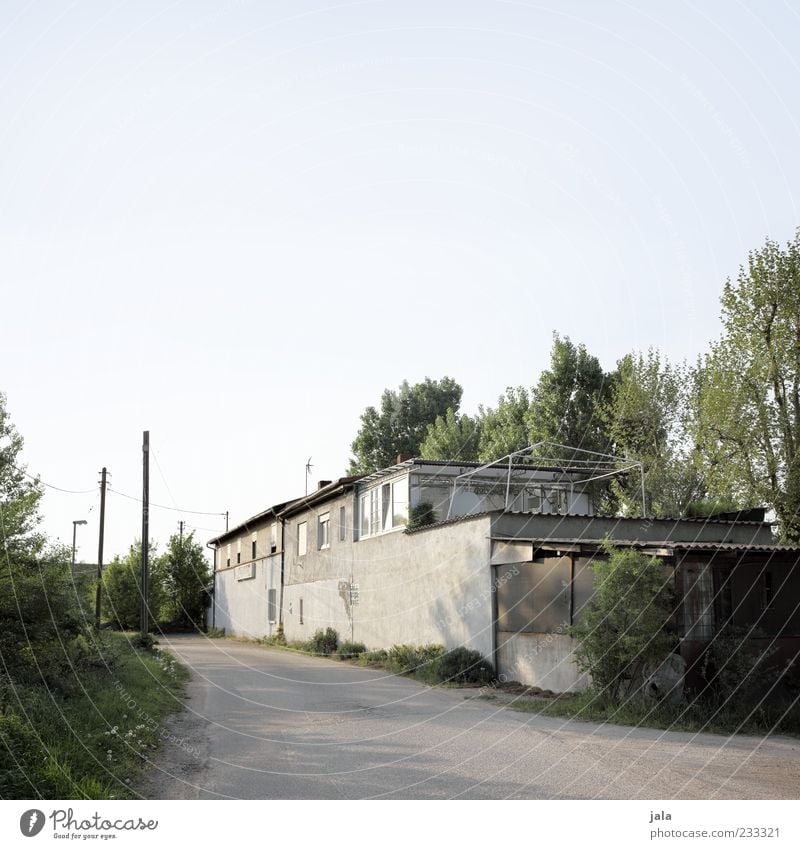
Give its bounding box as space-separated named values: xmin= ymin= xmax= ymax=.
xmin=570 ymin=542 xmax=676 ymax=705
xmin=408 ymin=501 xmax=436 ymax=529
xmin=700 ymin=626 xmax=781 ymax=708
xmin=161 ymin=531 xmax=211 ymax=629
xmin=0 ymin=633 xmax=187 ymax=799
xmin=387 ymin=643 xmax=445 ymax=675
xmin=600 ymin=350 xmax=705 ymax=517
xmin=693 ymin=229 xmax=800 ymax=541
xmin=358 ymin=648 xmax=389 ymax=664
xmin=420 ymin=408 xmax=481 ymax=461
xmin=349 ymin=377 xmax=463 ymax=473
xmin=335 ymin=640 xmax=366 ymax=659
xmin=307 ymin=627 xmax=339 ymax=655
xmin=526 ymin=334 xmax=613 ymax=456
xmin=102 ymin=541 xmax=166 ymax=630
xmin=477 ymin=386 xmax=531 ymax=461
xmin=432 ymin=647 xmax=494 ymax=684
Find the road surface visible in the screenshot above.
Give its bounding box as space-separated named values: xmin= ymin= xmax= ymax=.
xmin=136 ymin=635 xmax=799 ymax=800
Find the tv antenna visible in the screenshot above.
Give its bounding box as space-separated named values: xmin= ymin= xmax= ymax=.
xmin=305 ymin=457 xmax=313 ymax=496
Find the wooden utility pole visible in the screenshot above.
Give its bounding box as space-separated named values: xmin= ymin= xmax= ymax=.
xmin=140 ymin=431 xmax=150 ymax=639
xmin=179 ymin=520 xmax=184 ymax=542
xmin=94 ymin=467 xmax=107 ymax=631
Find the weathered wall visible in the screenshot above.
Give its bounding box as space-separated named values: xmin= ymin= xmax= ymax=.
xmin=496 ymin=632 xmax=590 ymax=693
xmin=212 ymin=555 xmax=281 ymax=638
xmin=282 ymin=512 xmax=494 ymax=658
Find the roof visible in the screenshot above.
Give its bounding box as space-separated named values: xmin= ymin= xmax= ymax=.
xmin=490 ymin=535 xmax=800 ymax=556
xmin=208 ymin=475 xmax=364 ymax=545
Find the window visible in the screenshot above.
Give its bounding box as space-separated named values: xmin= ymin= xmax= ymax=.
xmin=392 ymin=479 xmax=408 ymax=527
xmin=226 ymin=557 xmax=231 ymax=568
xmin=360 ymin=477 xmax=409 ymax=537
xmin=267 ymin=589 xmax=277 ymax=623
xmin=339 ymin=506 xmax=346 ymax=541
xmin=297 ymin=521 xmax=307 ymax=556
xmin=299 ymin=598 xmax=304 ymax=624
xmin=237 ymin=551 xmax=241 ymax=564
xmin=251 ymin=538 xmax=257 ymax=560
xmin=226 ymin=545 xmax=231 ymax=568
xmin=270 ymin=523 xmax=277 ymax=554
xmin=318 ymin=513 xmax=330 ymax=549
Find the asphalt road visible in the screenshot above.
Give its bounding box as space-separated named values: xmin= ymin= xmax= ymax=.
xmin=137 ymin=635 xmax=799 ymax=800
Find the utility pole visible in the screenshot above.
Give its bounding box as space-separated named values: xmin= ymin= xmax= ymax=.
xmin=225 ymin=511 xmax=229 ymax=533
xmin=94 ymin=467 xmax=107 ymax=631
xmin=179 ymin=520 xmax=184 ymax=542
xmin=140 ymin=431 xmax=150 ymax=640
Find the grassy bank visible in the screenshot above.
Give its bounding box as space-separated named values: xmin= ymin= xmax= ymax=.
xmin=485 ymin=689 xmax=800 ymax=737
xmin=0 ymin=632 xmax=188 ymax=799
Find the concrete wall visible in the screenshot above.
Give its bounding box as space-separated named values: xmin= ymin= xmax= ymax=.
xmin=496 ymin=632 xmax=590 ymax=693
xmin=282 ymin=508 xmax=495 ymax=659
xmin=212 ymin=555 xmax=281 ymax=638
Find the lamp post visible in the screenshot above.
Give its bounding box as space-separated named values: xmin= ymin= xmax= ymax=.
xmin=71 ymin=520 xmax=87 ymax=570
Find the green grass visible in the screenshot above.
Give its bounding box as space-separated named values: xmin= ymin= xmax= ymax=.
xmin=0 ymin=632 xmax=188 ymax=799
xmin=494 ymin=689 xmax=800 ymax=737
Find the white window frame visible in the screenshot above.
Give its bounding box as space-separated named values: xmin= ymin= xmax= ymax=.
xmin=318 ymin=512 xmax=330 ymax=549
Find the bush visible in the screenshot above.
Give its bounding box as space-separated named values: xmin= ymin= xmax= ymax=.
xmin=335 ymin=641 xmax=366 ymax=659
xmin=700 ymin=626 xmax=780 ymax=707
xmin=358 ymin=649 xmax=389 ymax=665
xmin=388 ymin=643 xmax=444 ymax=674
xmin=432 ymin=647 xmax=494 ymax=685
xmin=408 ymin=501 xmax=436 ymax=529
xmin=570 ymin=541 xmax=676 ymax=705
xmin=307 ymin=627 xmax=339 ymax=656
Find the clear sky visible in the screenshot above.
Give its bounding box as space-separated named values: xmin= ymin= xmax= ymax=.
xmin=1 ymin=0 xmax=798 ymax=563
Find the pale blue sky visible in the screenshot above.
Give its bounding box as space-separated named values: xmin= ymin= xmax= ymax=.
xmin=1 ymin=0 xmax=798 ymax=560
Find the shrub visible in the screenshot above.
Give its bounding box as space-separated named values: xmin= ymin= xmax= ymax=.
xmin=388 ymin=643 xmax=444 ymax=674
xmin=700 ymin=626 xmax=780 ymax=707
xmin=570 ymin=541 xmax=676 ymax=705
xmin=307 ymin=627 xmax=339 ymax=656
xmin=408 ymin=501 xmax=436 ymax=529
xmin=358 ymin=649 xmax=389 ymax=665
xmin=335 ymin=641 xmax=366 ymax=660
xmin=432 ymin=647 xmax=494 ymax=685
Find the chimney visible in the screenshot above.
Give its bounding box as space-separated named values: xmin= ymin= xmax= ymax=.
xmin=396 ymin=453 xmax=413 ymax=464
xmin=317 ymin=480 xmax=332 ymax=490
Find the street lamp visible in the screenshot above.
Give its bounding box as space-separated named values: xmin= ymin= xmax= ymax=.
xmin=71 ymin=520 xmax=87 ymax=570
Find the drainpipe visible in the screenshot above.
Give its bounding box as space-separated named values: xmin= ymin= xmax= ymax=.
xmin=278 ymin=515 xmax=286 ymax=627
xmin=206 ymin=542 xmax=217 ymax=630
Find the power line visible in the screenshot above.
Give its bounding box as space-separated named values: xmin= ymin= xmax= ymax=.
xmin=11 ymin=464 xmax=96 ymax=495
xmin=106 ymin=486 xmax=226 ymax=517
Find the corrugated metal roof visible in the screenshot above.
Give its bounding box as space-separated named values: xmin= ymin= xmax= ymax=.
xmin=489 ymin=536 xmax=800 ymax=555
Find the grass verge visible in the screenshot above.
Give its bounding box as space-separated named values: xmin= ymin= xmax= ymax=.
xmin=0 ymin=632 xmax=188 ymax=799
xmin=492 ymin=689 xmax=800 ymax=737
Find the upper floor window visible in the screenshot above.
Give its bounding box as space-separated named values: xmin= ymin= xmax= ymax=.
xmin=318 ymin=513 xmax=330 ymax=549
xmin=270 ymin=522 xmax=278 ymax=554
xmin=339 ymin=506 xmax=346 ymax=541
xmin=251 ymin=539 xmax=257 ymax=560
xmin=359 ymin=477 xmax=408 ymax=537
xmin=297 ymin=521 xmax=307 ymax=556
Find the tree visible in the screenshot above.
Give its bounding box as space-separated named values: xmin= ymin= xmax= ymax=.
xmin=419 ymin=408 xmax=481 ymax=461
xmin=526 ymin=335 xmax=613 ymax=456
xmin=693 ymin=230 xmax=800 ymax=541
xmin=571 ymin=543 xmax=676 ymax=705
xmin=0 ymin=393 xmax=86 ymax=682
xmin=162 ymin=531 xmax=211 ymax=628
xmin=477 ymin=387 xmax=531 ymax=461
xmin=348 ymin=377 xmax=463 ymax=472
xmin=600 ymin=350 xmax=705 ymax=517
xmin=103 ymin=540 xmax=166 ymax=630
